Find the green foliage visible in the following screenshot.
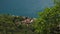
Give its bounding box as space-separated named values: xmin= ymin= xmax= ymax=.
xmin=54 ymin=0 xmax=60 ymax=5
xmin=33 ymin=0 xmax=60 ymax=34
xmin=0 ymin=14 xmax=35 ymax=34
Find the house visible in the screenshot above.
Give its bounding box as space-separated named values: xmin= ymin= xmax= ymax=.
xmin=21 ymin=18 xmax=33 ymax=24
xmin=13 ymin=16 xmax=36 ymax=26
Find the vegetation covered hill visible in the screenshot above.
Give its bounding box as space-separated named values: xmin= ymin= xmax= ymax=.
xmin=0 ymin=14 xmax=36 ymax=34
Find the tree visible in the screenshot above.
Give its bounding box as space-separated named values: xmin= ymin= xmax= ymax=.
xmin=0 ymin=14 xmax=18 ymax=34
xmin=32 ymin=0 xmax=60 ymax=34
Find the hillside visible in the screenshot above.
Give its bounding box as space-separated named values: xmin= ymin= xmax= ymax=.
xmin=0 ymin=14 xmax=36 ymax=34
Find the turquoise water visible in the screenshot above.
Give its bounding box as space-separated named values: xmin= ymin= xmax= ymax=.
xmin=0 ymin=0 xmax=54 ymax=17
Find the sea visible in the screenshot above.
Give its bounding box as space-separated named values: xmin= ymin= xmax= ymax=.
xmin=0 ymin=0 xmax=54 ymax=18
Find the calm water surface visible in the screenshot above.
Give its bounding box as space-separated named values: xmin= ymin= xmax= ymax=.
xmin=0 ymin=0 xmax=54 ymax=17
